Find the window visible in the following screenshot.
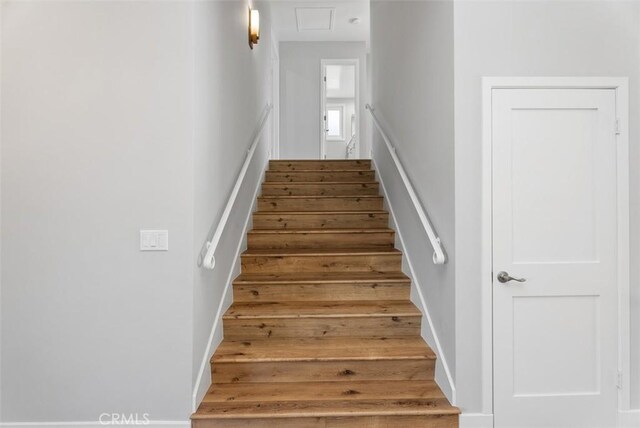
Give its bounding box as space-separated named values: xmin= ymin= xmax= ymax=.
xmin=326 ymin=105 xmax=344 ymax=141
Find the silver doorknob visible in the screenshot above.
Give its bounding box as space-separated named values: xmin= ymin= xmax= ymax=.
xmin=497 ymin=271 xmax=526 ymax=283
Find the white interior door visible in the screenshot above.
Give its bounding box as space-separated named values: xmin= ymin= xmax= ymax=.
xmin=492 ymin=88 xmax=619 ymax=428
xmin=321 ymin=60 xmax=358 ymax=160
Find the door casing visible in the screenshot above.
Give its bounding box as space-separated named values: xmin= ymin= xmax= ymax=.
xmin=320 ymin=58 xmax=360 ymax=159
xmin=480 ymin=77 xmax=630 ymax=423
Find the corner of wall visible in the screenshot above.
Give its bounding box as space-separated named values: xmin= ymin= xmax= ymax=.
xmin=458 ymin=413 xmax=494 ymax=428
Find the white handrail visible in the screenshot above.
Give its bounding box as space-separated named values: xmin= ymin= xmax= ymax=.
xmin=366 ymin=104 xmax=447 ymax=265
xmin=345 ymin=134 xmax=356 ymax=158
xmin=199 ymin=103 xmax=273 ymax=269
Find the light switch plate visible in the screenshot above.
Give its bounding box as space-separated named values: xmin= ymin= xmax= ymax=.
xmin=140 ymin=230 xmax=169 ymax=251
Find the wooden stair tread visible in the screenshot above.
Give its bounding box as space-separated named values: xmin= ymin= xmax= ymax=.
xmin=261 ymin=182 xmax=380 ymax=196
xmin=265 ymin=170 xmax=376 ymax=176
xmin=259 ymin=195 xmax=382 ymax=199
xmin=193 ymin=399 xmax=457 ymax=419
xmin=248 ymin=228 xmax=393 ymax=235
xmin=262 ymin=181 xmax=380 ymax=189
xmin=234 ymin=271 xmax=410 ymax=284
xmin=232 ymin=272 xmax=411 ymax=303
xmin=224 ymin=301 xmax=420 ymax=319
xmin=249 ymin=227 xmax=394 ymax=235
xmin=271 ymin=159 xmax=371 ymax=162
xmin=253 ymin=210 xmax=388 ymax=215
xmin=194 ymin=399 xmax=458 ymax=419
xmin=201 ymin=380 xmax=445 ymax=403
xmin=258 ymin=196 xmax=384 ymax=212
xmin=269 ymin=160 xmax=371 ymax=170
xmin=252 ymin=212 xmax=390 ymax=230
xmin=213 ymin=337 xmax=435 ymax=363
xmin=266 ymin=169 xmax=374 ymax=172
xmin=263 ymin=181 xmax=378 ymax=185
xmin=242 ymin=248 xmax=401 ymax=256
xmin=265 ymin=171 xmax=377 ymax=185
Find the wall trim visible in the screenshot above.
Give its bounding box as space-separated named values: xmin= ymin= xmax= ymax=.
xmin=619 ymin=409 xmax=640 ymax=428
xmin=459 ymin=413 xmax=494 ymax=428
xmin=0 ymin=422 xmax=189 ymax=428
xmin=190 ymin=148 xmax=269 ymax=411
xmin=481 ymin=76 xmax=631 ymax=417
xmin=371 ymin=157 xmax=456 ymax=404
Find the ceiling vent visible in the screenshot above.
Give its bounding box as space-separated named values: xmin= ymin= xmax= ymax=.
xmin=295 ymin=7 xmax=335 ymax=31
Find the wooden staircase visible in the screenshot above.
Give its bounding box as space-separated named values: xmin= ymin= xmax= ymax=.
xmin=192 ymin=160 xmax=459 ymax=428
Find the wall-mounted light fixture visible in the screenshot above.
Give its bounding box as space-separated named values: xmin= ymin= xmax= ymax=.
xmin=249 ymin=8 xmax=260 ymax=49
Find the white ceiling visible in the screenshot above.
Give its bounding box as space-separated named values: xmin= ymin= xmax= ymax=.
xmin=271 ymin=1 xmax=370 ymax=43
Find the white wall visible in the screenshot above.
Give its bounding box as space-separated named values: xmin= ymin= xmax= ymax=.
xmin=1 ymin=1 xmax=194 ymax=421
xmin=191 ymin=0 xmax=273 ymax=408
xmin=370 ymin=0 xmax=456 ymax=397
xmin=453 ymin=0 xmax=640 ymax=414
xmin=279 ymin=42 xmax=369 ymax=159
xmin=0 ymin=1 xmax=4 ymax=420
xmin=0 ymin=0 xmax=275 ymax=422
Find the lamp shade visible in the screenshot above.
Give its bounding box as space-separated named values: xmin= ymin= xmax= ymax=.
xmin=249 ymin=9 xmax=260 ymax=49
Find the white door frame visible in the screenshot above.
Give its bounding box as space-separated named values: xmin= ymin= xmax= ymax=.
xmin=481 ymin=77 xmax=630 ymax=421
xmin=320 ymin=58 xmax=360 ymax=159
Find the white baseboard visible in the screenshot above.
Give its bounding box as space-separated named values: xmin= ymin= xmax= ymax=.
xmin=458 ymin=410 xmax=639 ymax=428
xmin=0 ymin=422 xmax=189 ymax=428
xmin=619 ymin=409 xmax=640 ymax=428
xmin=459 ymin=413 xmax=494 ymax=428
